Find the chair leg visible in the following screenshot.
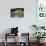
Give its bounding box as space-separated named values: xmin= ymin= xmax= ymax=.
xmin=4 ymin=41 xmax=7 ymax=46
xmin=4 ymin=33 xmax=7 ymax=46
xmin=15 ymin=34 xmax=18 ymax=46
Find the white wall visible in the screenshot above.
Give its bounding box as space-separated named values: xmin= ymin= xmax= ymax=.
xmin=0 ymin=0 xmax=36 ymax=42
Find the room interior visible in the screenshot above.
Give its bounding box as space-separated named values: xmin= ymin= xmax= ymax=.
xmin=0 ymin=0 xmax=46 ymax=46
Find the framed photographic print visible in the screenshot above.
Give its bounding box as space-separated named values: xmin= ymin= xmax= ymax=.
xmin=37 ymin=0 xmax=46 ymax=18
xmin=36 ymin=0 xmax=46 ymax=27
xmin=11 ymin=8 xmax=24 ymax=18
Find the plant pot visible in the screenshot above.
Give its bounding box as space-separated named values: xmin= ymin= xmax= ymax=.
xmin=37 ymin=39 xmax=45 ymax=44
xmin=40 ymin=38 xmax=45 ymax=43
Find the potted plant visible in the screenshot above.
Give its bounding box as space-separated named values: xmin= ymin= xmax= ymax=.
xmin=33 ymin=32 xmax=46 ymax=43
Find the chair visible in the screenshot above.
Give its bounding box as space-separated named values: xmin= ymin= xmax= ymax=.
xmin=18 ymin=33 xmax=30 ymax=46
xmin=4 ymin=33 xmax=18 ymax=46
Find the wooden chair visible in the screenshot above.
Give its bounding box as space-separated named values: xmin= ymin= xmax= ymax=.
xmin=18 ymin=33 xmax=30 ymax=46
xmin=4 ymin=33 xmax=18 ymax=46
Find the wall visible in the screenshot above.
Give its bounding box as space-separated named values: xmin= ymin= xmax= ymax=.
xmin=0 ymin=0 xmax=36 ymax=42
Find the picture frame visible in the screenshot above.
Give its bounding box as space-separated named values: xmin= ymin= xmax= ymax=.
xmin=11 ymin=8 xmax=24 ymax=18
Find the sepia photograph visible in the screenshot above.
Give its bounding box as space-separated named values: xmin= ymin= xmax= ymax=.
xmin=11 ymin=8 xmax=24 ymax=18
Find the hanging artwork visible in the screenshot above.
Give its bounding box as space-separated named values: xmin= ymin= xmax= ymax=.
xmin=11 ymin=8 xmax=24 ymax=18
xmin=37 ymin=0 xmax=46 ymax=18
xmin=36 ymin=0 xmax=46 ymax=28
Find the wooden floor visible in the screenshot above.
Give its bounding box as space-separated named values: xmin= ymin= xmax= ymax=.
xmin=0 ymin=42 xmax=46 ymax=46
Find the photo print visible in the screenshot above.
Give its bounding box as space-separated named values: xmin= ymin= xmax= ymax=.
xmin=11 ymin=8 xmax=24 ymax=18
